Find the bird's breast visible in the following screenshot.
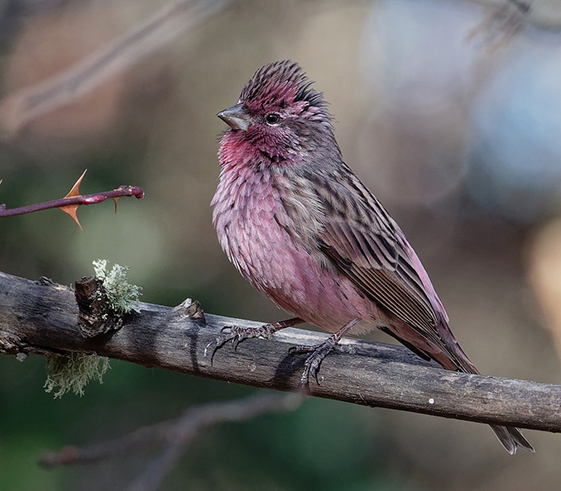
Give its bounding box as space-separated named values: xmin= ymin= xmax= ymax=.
xmin=212 ymin=166 xmax=319 ymax=290
xmin=212 ymin=165 xmax=375 ymax=332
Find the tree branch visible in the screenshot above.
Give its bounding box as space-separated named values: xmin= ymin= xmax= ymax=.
xmin=0 ymin=269 xmax=560 ymax=432
xmin=0 ymin=185 xmax=144 ymax=218
xmin=0 ymin=171 xmax=144 ymax=221
xmin=39 ymin=391 xmax=302 ymax=491
xmin=0 ymin=0 xmax=234 ymax=138
xmin=0 ymin=0 xmax=557 ymax=139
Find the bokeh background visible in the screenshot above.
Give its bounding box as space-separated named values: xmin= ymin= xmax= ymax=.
xmin=1 ymin=0 xmax=561 ymax=489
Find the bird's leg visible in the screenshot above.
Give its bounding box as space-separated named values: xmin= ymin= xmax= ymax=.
xmin=290 ymin=318 xmax=359 ymax=387
xmin=205 ymin=317 xmax=303 ymax=363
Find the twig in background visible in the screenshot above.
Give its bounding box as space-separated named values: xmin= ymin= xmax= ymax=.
xmin=0 ymin=0 xmax=233 ymax=138
xmin=39 ymin=392 xmax=303 ymax=491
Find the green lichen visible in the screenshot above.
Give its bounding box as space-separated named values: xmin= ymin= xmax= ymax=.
xmin=92 ymin=259 xmax=142 ymax=313
xmin=44 ymin=353 xmax=110 ymax=398
xmin=43 ymin=260 xmax=141 ymax=397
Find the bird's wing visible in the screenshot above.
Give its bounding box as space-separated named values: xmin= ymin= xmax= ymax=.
xmin=315 ymin=169 xmax=463 ymax=365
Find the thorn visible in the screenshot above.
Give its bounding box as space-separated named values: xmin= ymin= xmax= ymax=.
xmin=60 ymin=169 xmax=87 ymax=230
xmin=113 ymin=197 xmax=119 ymax=213
xmin=60 ymin=204 xmax=83 ymax=230
xmin=64 ymin=169 xmax=87 ymax=199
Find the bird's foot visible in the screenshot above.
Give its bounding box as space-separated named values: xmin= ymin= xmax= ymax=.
xmin=289 ymin=336 xmax=344 ymax=388
xmin=204 ymin=318 xmax=303 ymax=364
xmin=204 ymin=323 xmax=276 ymax=363
xmin=289 ymin=318 xmax=359 ymax=388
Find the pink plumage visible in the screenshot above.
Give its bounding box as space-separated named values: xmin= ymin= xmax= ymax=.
xmin=212 ymin=60 xmax=533 ymax=454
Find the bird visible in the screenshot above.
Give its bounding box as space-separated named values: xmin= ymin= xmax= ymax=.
xmin=208 ymin=60 xmax=534 ymax=454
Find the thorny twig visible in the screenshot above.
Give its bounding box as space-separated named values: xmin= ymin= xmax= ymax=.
xmin=0 ymin=170 xmax=144 ymax=227
xmin=0 ymin=185 xmax=144 ymax=218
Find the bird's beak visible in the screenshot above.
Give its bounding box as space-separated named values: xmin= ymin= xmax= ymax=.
xmin=217 ymin=103 xmax=250 ymax=132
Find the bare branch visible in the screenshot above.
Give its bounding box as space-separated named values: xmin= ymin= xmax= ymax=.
xmin=128 ymin=392 xmax=301 ymax=491
xmin=467 ymin=0 xmax=534 ymax=47
xmin=39 ymin=391 xmax=302 ymax=491
xmin=0 ymin=270 xmax=560 ymax=434
xmin=1 ymin=0 xmax=558 ymax=140
xmin=0 ymin=0 xmax=233 ymax=138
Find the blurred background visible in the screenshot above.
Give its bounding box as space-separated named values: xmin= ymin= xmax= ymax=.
xmin=1 ymin=0 xmax=561 ymax=489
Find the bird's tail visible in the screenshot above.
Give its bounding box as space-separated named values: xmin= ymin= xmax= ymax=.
xmin=384 ymin=318 xmax=535 ymax=454
xmin=490 ymin=424 xmax=534 ymax=455
xmin=433 ymin=322 xmax=535 ymax=454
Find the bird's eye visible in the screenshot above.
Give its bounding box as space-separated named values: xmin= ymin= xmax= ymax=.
xmin=265 ymin=113 xmax=281 ymax=125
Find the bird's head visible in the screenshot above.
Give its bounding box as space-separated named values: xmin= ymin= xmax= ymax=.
xmin=217 ymin=61 xmax=334 ymax=166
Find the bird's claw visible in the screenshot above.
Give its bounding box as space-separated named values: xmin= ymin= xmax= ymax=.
xmin=204 ymin=325 xmax=238 ymax=364
xmin=219 ymin=325 xmax=233 ymax=334
xmin=204 ymin=324 xmax=277 ymax=365
xmin=289 ymin=338 xmax=340 ymax=388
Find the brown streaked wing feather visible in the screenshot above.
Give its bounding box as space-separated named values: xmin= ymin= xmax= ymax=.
xmin=316 ymin=171 xmax=449 ymax=354
xmin=319 ymin=229 xmax=441 ymax=348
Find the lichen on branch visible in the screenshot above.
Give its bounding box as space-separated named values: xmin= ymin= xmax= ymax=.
xmin=44 ymin=353 xmax=110 ymax=398
xmin=92 ymin=259 xmax=142 ymax=314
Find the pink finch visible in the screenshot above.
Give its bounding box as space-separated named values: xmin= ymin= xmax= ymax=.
xmin=210 ymin=60 xmax=533 ymax=454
